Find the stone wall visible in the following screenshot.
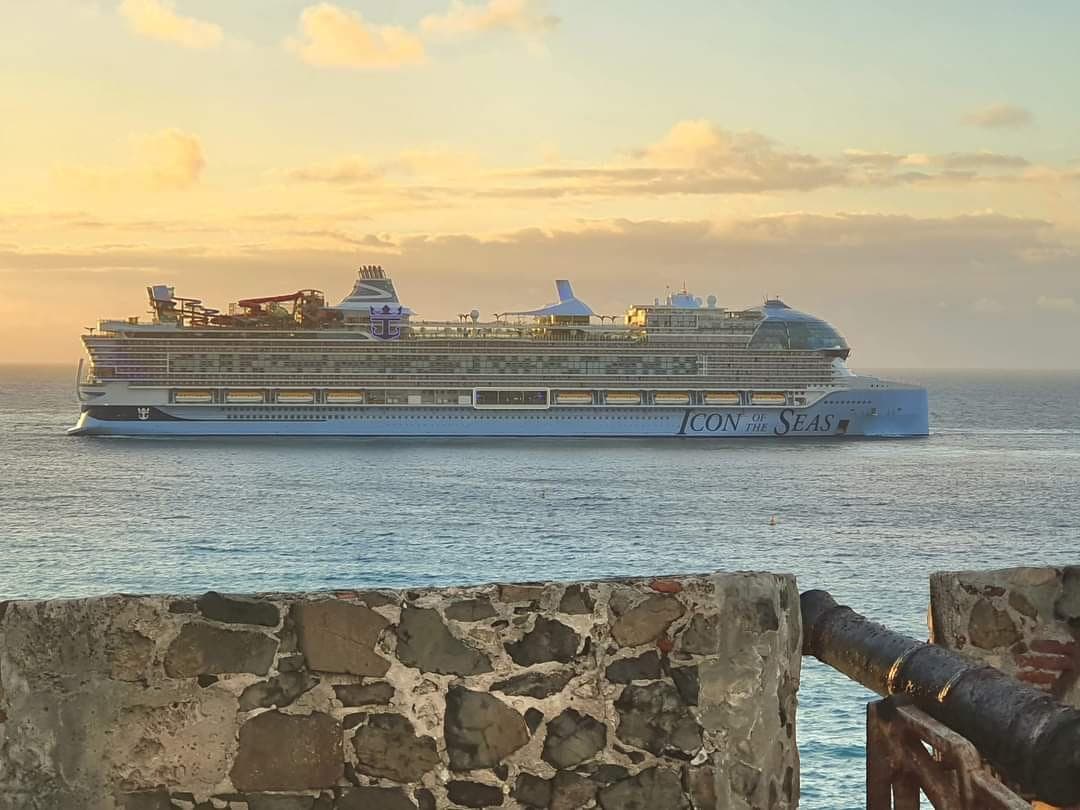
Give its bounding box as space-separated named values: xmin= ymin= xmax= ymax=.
xmin=0 ymin=573 xmax=800 ymax=810
xmin=929 ymin=566 xmax=1080 ymax=704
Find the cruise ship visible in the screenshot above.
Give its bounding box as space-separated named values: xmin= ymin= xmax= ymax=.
xmin=68 ymin=267 xmax=928 ymax=438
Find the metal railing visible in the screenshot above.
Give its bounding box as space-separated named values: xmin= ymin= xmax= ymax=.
xmin=801 ymin=589 xmax=1080 ymax=809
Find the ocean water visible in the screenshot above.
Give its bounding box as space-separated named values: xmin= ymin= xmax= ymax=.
xmin=1 ymin=365 xmax=1079 ymax=808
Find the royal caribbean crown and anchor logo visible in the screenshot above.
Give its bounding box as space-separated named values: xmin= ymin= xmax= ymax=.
xmin=369 ymin=305 xmax=405 ymax=340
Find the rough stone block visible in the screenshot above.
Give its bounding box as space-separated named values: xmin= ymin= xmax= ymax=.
xmin=333 ymin=681 xmax=394 ymax=706
xmin=196 ymin=592 xmax=280 ymax=627
xmin=615 ymin=682 xmax=701 ymax=755
xmin=505 ymin=617 xmax=580 ymax=666
xmin=351 ymin=713 xmax=440 ymax=782
xmin=498 ymin=584 xmax=547 ymax=603
xmin=491 ymin=668 xmax=574 ymax=699
xmin=444 ymin=686 xmax=529 ymax=770
xmin=239 ymin=671 xmax=318 ymax=710
xmin=513 ymin=773 xmax=551 ymax=808
xmin=231 ymin=711 xmax=343 ymax=791
xmin=396 ymin=606 xmax=492 ymax=675
xmin=446 ymin=780 xmax=505 ymax=807
xmin=610 ymin=595 xmax=685 ymax=647
xmin=605 ymin=651 xmax=661 ymax=683
xmin=550 ymin=770 xmax=597 ymax=810
xmin=558 ymin=585 xmax=595 ymax=615
xmin=541 ymin=709 xmax=607 ymax=768
xmin=164 ymin=622 xmax=278 ymax=677
xmin=245 ymin=796 xmax=316 ymax=810
xmin=293 ymin=600 xmax=389 ymax=676
xmin=445 ymin=598 xmax=498 ymax=622
xmin=121 ymin=791 xmax=173 ymax=810
xmin=598 ymin=767 xmax=690 ymax=810
xmin=337 ymin=786 xmax=416 ymax=810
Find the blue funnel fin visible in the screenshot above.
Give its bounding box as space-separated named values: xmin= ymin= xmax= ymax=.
xmin=555 ymin=280 xmax=574 ymax=302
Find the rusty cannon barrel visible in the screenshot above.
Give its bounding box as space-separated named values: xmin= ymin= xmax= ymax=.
xmin=801 ymin=589 xmax=1080 ymax=807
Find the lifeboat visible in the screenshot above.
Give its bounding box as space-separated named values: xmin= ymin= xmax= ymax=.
xmin=174 ymin=390 xmax=213 ymax=404
xmin=704 ymin=391 xmax=741 ymax=406
xmin=606 ymin=391 xmax=642 ymax=405
xmin=654 ymin=391 xmax=690 ymax=405
xmin=277 ymin=390 xmax=315 ymax=404
xmin=556 ymin=391 xmax=593 ymax=405
xmin=751 ymin=391 xmax=787 ymax=405
xmin=225 ymin=390 xmax=265 ymax=404
xmin=326 ymin=390 xmax=365 ymax=404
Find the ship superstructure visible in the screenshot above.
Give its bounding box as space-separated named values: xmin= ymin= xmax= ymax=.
xmin=69 ymin=267 xmax=928 ymax=437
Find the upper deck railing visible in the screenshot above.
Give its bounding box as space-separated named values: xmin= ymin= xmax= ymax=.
xmin=92 ymin=318 xmax=760 ymax=344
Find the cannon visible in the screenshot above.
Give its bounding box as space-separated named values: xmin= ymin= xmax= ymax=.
xmin=801 ymin=589 xmax=1080 ymax=807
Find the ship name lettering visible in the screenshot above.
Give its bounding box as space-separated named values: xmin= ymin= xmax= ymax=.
xmin=685 ymin=412 xmax=742 ymax=433
xmin=774 ymin=409 xmax=834 ymax=436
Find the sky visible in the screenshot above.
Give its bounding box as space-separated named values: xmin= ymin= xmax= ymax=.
xmin=1 ymin=0 xmax=1079 ymax=367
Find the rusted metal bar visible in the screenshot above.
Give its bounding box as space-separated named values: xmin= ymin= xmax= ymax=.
xmin=867 ymin=698 xmax=1032 ymax=809
xmin=801 ymin=589 xmax=1080 ymax=807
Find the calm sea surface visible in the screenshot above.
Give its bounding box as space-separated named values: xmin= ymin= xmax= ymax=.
xmin=1 ymin=365 xmax=1078 ymax=808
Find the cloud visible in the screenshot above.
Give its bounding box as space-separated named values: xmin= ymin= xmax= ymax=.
xmin=136 ymin=129 xmax=205 ymax=188
xmin=420 ymin=0 xmax=559 ymax=38
xmin=1036 ymin=295 xmax=1077 ymax=313
xmin=843 ymin=149 xmax=1027 ymax=171
xmin=119 ymin=0 xmax=223 ymax=49
xmin=972 ymin=297 xmax=1004 ymax=313
xmin=284 ymin=156 xmax=382 ymax=185
xmin=487 ymin=123 xmax=1043 ymax=198
xmin=6 ymin=212 xmax=1079 ymax=366
xmin=962 ymin=103 xmax=1033 ymax=128
xmin=487 ymin=121 xmax=848 ymax=197
xmin=842 ymin=150 xmax=906 ymax=168
xmin=53 ymin=129 xmax=205 ymax=191
xmin=940 ymin=151 xmax=1029 ymax=169
xmin=282 ymin=120 xmax=1067 ymax=202
xmin=5 ymin=211 xmax=1069 ymax=277
xmin=286 ymin=3 xmax=425 ymax=69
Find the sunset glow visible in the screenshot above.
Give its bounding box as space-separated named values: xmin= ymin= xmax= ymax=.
xmin=3 ymin=1 xmax=1079 ymax=366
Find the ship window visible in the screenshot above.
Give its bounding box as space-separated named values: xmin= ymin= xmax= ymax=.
xmin=475 ymin=390 xmax=548 ymax=407
xmin=747 ymin=322 xmax=788 ymax=350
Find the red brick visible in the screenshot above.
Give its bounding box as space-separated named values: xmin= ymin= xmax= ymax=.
xmin=649 ymin=579 xmax=683 ymax=594
xmin=1015 ymin=654 xmax=1073 ymax=671
xmin=1017 ymin=669 xmax=1061 ymax=686
xmin=1029 ymin=639 xmax=1077 ymax=656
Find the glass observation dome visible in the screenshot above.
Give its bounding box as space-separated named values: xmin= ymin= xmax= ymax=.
xmin=747 ymin=298 xmax=850 ymax=355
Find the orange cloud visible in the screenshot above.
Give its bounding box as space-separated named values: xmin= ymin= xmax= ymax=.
xmin=287 ymin=3 xmax=426 ymax=69
xmin=53 ymin=129 xmax=205 ymax=191
xmin=119 ymin=0 xmax=223 ymax=49
xmin=284 ymin=156 xmax=382 ymax=185
xmin=420 ymin=0 xmax=559 ymax=38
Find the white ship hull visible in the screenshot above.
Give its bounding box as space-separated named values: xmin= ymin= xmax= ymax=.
xmin=69 ymin=387 xmax=928 ymax=438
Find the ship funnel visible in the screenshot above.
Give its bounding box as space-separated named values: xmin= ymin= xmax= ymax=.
xmin=336 ymin=265 xmax=411 ymax=312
